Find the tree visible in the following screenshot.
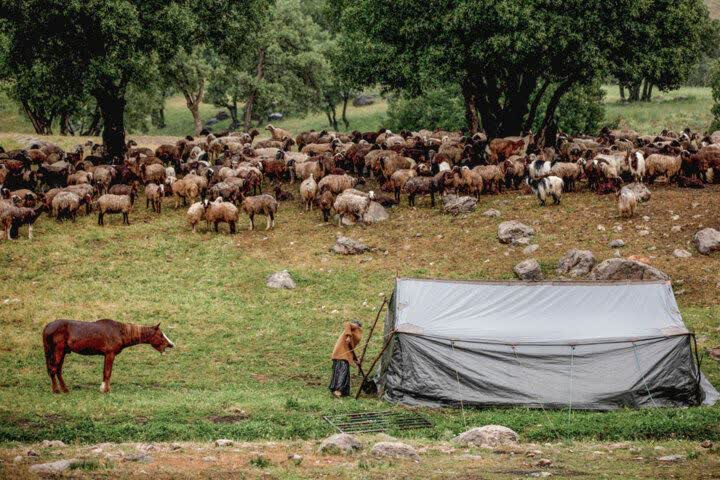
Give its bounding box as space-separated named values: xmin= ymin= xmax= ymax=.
xmin=709 ymin=60 xmax=720 ymax=131
xmin=0 ymin=0 xmax=266 ymax=161
xmin=164 ymin=47 xmax=209 ymax=136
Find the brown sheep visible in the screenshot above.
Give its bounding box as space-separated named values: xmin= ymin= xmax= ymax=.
xmin=97 ymin=194 xmax=134 ymax=226
xmin=172 ymin=178 xmax=200 ymax=208
xmin=145 ymin=183 xmax=164 ymax=213
xmin=241 ymin=194 xmax=278 ymax=230
xmin=317 ymin=189 xmax=334 ymax=222
xmin=266 ymin=124 xmax=293 ymax=142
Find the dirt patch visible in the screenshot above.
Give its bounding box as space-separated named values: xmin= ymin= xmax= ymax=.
xmin=290 ymin=373 xmax=323 ymax=386
xmin=208 ymin=414 xmax=249 ymax=424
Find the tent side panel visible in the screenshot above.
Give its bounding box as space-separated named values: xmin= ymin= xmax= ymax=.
xmin=382 ymin=334 xmax=703 ymax=410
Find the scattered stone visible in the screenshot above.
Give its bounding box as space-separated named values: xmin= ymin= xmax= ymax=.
xmin=597 ymin=225 xmax=606 ymax=231
xmin=638 ymin=230 xmax=650 ymax=237
xmin=170 ymin=443 xmax=182 ymax=451
xmin=319 ymin=433 xmax=362 ymax=454
xmin=13 ymin=456 xmax=22 ymax=464
xmin=483 ymin=208 xmax=501 ymax=218
xmin=693 ymin=228 xmax=720 ymax=255
xmin=608 ymin=239 xmax=625 ymax=249
xmin=41 ymin=440 xmax=66 ymax=448
xmin=332 ymin=236 xmax=370 ymax=255
xmin=692 ymin=202 xmax=700 ymax=209
xmin=673 ymin=249 xmax=692 ymax=259
xmin=643 ymin=216 xmax=650 ymax=222
xmin=26 ymin=450 xmax=38 ymax=457
xmin=288 ymin=453 xmax=303 ymax=465
xmin=124 ymin=453 xmax=152 ymax=463
xmin=498 ymin=221 xmax=535 ymax=245
xmin=530 ymin=472 xmax=553 ymax=478
xmin=454 ymin=425 xmax=519 ymax=448
xmin=202 ymin=456 xmax=217 ymax=462
xmin=363 ymin=202 xmax=389 ymax=223
xmin=215 ymin=439 xmax=234 ymax=447
xmin=442 ymin=195 xmax=477 ymax=215
xmin=614 ymin=250 xmax=622 ymax=258
xmin=514 ymin=259 xmax=543 ymax=282
xmin=523 ymin=244 xmax=540 ymax=255
xmin=671 ymin=226 xmax=682 ymax=233
xmin=556 ymin=249 xmax=596 ymax=277
xmin=671 ymin=214 xmax=680 ymax=221
xmin=589 ymin=258 xmax=669 ymax=281
xmin=370 ymin=442 xmax=420 ymax=460
xmin=625 ymin=183 xmax=651 ymax=202
xmin=657 ymin=454 xmax=685 ymax=463
xmin=536 ymin=459 xmax=553 ymax=467
xmin=29 ymin=459 xmax=81 ymax=474
xmin=701 ymin=440 xmax=713 ymax=449
xmin=266 ymin=270 xmax=296 ymax=290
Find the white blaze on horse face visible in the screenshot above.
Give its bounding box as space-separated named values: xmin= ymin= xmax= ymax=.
xmin=163 ymin=332 xmax=174 ymax=348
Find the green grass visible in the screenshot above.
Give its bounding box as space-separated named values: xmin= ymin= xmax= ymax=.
xmin=1 ymin=182 xmax=719 ymax=445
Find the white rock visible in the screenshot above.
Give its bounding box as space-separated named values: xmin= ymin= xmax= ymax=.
xmin=215 ymin=439 xmax=234 ymax=447
xmin=319 ymin=433 xmax=362 ymax=454
xmin=693 ymin=228 xmax=720 ymax=255
xmin=497 ymin=221 xmax=535 ymax=245
xmin=266 ymin=270 xmax=296 ymax=289
xmin=523 ymin=244 xmax=540 ymax=255
xmin=671 ymin=226 xmax=682 ymax=233
xmin=673 ymin=249 xmax=692 ymax=259
xmin=40 ymin=440 xmax=66 ymax=448
xmin=556 ymin=250 xmax=596 ymax=277
xmin=514 ymin=259 xmax=543 ymax=282
xmin=657 ymin=454 xmax=685 ymax=463
xmin=454 ymin=425 xmax=519 ymax=448
xmin=483 ymin=209 xmax=501 ymax=218
xmin=370 ymin=442 xmax=419 ymax=460
xmin=29 ymin=459 xmax=81 ymax=474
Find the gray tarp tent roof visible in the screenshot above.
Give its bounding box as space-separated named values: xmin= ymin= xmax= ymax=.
xmin=377 ymin=278 xmax=718 ymax=410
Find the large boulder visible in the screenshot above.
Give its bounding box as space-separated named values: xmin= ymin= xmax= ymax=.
xmin=454 ymin=425 xmax=519 ymax=448
xmin=353 ymin=94 xmax=375 ymax=107
xmin=442 ymin=195 xmax=478 ymax=215
xmin=332 ymin=236 xmax=370 ymax=255
xmin=29 ymin=459 xmax=81 ymax=474
xmin=498 ymin=221 xmax=535 ymax=245
xmin=710 ymin=130 xmax=720 ymax=144
xmin=589 ymin=258 xmax=669 ymax=281
xmin=622 ymin=183 xmax=651 ymax=202
xmin=319 ymin=433 xmax=362 ymax=454
xmin=514 ymin=259 xmax=543 ymax=281
xmin=693 ymin=228 xmax=720 ymax=255
xmin=556 ymin=250 xmax=596 ymax=277
xmin=363 ymin=201 xmax=389 ymax=224
xmin=266 ymin=270 xmax=296 ymax=289
xmin=370 ymin=442 xmax=420 ymax=460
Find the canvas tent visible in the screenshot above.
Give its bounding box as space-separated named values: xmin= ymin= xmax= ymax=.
xmin=375 ymin=278 xmax=718 ymax=410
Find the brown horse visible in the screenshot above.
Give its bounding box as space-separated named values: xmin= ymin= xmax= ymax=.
xmin=42 ymin=319 xmax=174 ymax=393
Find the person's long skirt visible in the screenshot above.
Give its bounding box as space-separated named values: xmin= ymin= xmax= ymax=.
xmin=329 ymin=359 xmax=350 ymax=396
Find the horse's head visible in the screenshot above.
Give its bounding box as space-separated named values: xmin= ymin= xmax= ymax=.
xmin=148 ymin=323 xmax=174 ymax=354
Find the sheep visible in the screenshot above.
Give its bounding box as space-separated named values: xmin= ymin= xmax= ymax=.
xmin=388 ymin=168 xmax=418 ymax=203
xmin=109 ymin=183 xmax=138 ymax=203
xmin=378 ymin=155 xmax=415 ymax=180
xmin=617 ymin=187 xmax=637 ymax=218
xmin=487 ymin=138 xmax=526 ymax=164
xmin=266 ymin=124 xmax=292 ymax=142
xmin=140 ymin=163 xmax=167 ymax=185
xmin=291 ymin=158 xmax=325 ymax=182
xmin=527 ymin=176 xmax=564 ymax=206
xmin=549 ymin=161 xmax=582 ymax=192
xmin=209 ymin=181 xmax=242 ymax=205
xmin=145 ymin=183 xmax=164 ymax=213
xmin=318 ymin=174 xmax=359 ymax=195
xmin=501 ymin=157 xmax=526 ymax=189
xmin=459 ymin=166 xmax=484 ymax=198
xmin=97 ymin=193 xmax=135 ymax=226
xmin=203 ymin=198 xmax=239 ymax=234
xmin=67 ymin=170 xmax=93 ymax=185
xmin=93 ymin=166 xmax=116 ymax=195
xmin=301 ymin=138 xmax=341 ymax=156
xmin=645 ymin=153 xmax=683 ymax=184
xmin=172 ymin=178 xmax=200 ymax=208
xmin=184 ymin=170 xmax=210 ymax=198
xmin=528 ymin=156 xmax=552 ymax=180
xmin=51 ymin=191 xmax=82 ymax=222
xmin=241 ymin=194 xmax=278 ymax=230
xmin=10 ymin=189 xmax=39 ymax=207
xmin=300 ymin=174 xmax=318 ymax=211
xmin=64 ymin=184 xmax=95 ymax=215
xmin=186 ymin=201 xmax=205 ymax=233
xmin=627 ymin=151 xmax=646 ymax=182
xmin=317 ymin=189 xmax=334 ymax=222
xmin=403 ymin=175 xmax=438 ymax=207
xmin=1 ymin=204 xmax=45 ymax=239
xmin=333 ymin=189 xmax=371 ymax=226
xmin=472 ymin=164 xmax=504 ymax=194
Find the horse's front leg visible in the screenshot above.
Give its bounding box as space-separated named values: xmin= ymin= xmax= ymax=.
xmin=101 ymin=353 xmax=115 ymax=393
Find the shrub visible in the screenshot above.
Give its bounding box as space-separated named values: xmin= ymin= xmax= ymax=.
xmin=386 ymin=86 xmax=466 ymax=132
xmin=709 ymin=60 xmax=720 ymax=131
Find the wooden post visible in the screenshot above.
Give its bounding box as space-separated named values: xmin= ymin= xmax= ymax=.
xmin=355 ymin=331 xmax=395 ymax=400
xmin=358 ymin=297 xmax=387 ymax=367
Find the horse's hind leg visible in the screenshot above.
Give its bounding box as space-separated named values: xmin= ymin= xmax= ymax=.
xmin=44 ymin=336 xmax=60 ymax=393
xmin=101 ymin=353 xmax=115 ymax=393
xmin=56 ymin=351 xmax=69 ymax=393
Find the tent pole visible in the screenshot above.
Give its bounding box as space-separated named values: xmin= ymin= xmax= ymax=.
xmin=358 ymin=296 xmax=388 ymax=367
xmin=355 ymin=331 xmax=395 ymax=400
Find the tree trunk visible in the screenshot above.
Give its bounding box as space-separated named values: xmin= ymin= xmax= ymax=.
xmin=189 ymin=102 xmax=202 ymax=136
xmin=97 ymin=93 xmax=127 ymax=164
xmin=81 ymin=105 xmax=103 ymax=137
xmin=227 ymin=100 xmax=239 ymax=129
xmin=628 ymin=82 xmax=641 ymax=102
xmin=341 ymin=93 xmax=350 ymax=130
xmin=20 ymin=100 xmax=53 ymax=135
xmin=641 ymin=79 xmax=650 ymax=102
xmin=619 ymin=85 xmax=625 ymax=101
xmin=244 ymin=47 xmax=266 ymax=132
xmin=647 ymin=83 xmax=653 ymax=101
xmin=181 ymin=77 xmax=205 ymax=136
xmin=537 ymin=79 xmax=576 ymax=147
xmin=59 ymin=112 xmax=75 ymax=136
xmin=151 ymin=105 xmax=166 ymax=129
xmin=524 ymin=78 xmax=551 ymax=132
xmin=461 ymin=78 xmax=479 ymax=134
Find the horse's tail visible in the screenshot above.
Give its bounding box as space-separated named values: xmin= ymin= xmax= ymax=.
xmin=42 ymin=323 xmax=56 ymax=374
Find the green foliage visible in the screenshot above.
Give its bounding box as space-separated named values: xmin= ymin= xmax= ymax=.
xmin=709 ymin=60 xmax=720 ymax=130
xmin=386 ymin=87 xmax=466 ymax=132
xmin=534 ymin=82 xmax=607 ymax=136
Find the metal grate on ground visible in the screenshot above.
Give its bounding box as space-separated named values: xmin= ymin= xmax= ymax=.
xmin=323 ymin=410 xmax=433 ymax=434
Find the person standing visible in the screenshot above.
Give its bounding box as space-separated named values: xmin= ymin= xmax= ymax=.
xmin=329 ymin=320 xmax=363 ymax=397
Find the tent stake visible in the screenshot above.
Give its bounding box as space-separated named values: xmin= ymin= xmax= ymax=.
xmin=355 ymin=331 xmax=395 ymax=400
xmin=358 ymin=297 xmax=387 ymax=367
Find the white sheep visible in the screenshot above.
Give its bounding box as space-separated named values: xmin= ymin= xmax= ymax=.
xmin=627 ymin=151 xmax=646 ymax=182
xmin=300 ymin=174 xmax=318 ymax=211
xmin=186 ymin=201 xmax=205 ymax=233
xmin=528 ymin=156 xmax=552 ymax=180
xmin=617 ymin=187 xmax=637 ymax=218
xmin=528 ymin=176 xmax=564 ymax=206
xmin=333 ymin=189 xmax=371 ymax=226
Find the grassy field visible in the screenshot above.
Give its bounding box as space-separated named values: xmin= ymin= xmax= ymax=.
xmin=1 ymin=166 xmax=720 ymax=447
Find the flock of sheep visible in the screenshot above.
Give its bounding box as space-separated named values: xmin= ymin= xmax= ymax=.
xmin=1 ymin=122 xmax=719 ymax=239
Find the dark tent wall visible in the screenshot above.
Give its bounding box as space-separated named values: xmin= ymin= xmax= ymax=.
xmin=376 ymin=278 xmax=718 ymax=410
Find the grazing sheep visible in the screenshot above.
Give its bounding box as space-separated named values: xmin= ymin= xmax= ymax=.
xmin=472 ymin=164 xmax=504 ymax=194
xmin=140 ymin=163 xmax=167 ymax=186
xmin=627 ymin=151 xmax=646 ymax=182
xmin=209 ymin=181 xmax=242 ymax=205
xmin=67 ymin=170 xmax=93 ymax=185
xmin=184 ymin=170 xmax=210 ymax=198
xmin=241 ymin=194 xmax=278 ymax=230
xmin=203 ymin=198 xmax=239 ymax=233
xmin=527 ymin=176 xmax=564 ymax=206
xmin=172 ymin=178 xmax=200 ymax=208
xmin=333 ymin=189 xmax=371 ymax=226
xmin=145 ymin=183 xmax=164 ymax=213
xmin=109 ymin=183 xmax=138 ymax=203
xmin=51 ymin=191 xmax=82 ymax=222
xmin=186 ymin=201 xmax=205 ymax=233
xmin=290 ymin=158 xmax=325 ymax=182
xmin=617 ymin=187 xmax=637 ymax=218
xmin=645 ymin=153 xmax=683 ymax=184
xmin=266 ymin=124 xmax=293 ymax=142
xmin=549 ymin=161 xmax=582 ymax=192
xmin=1 ymin=204 xmax=45 ymax=239
xmin=389 ymin=168 xmax=418 ymax=203
xmin=97 ymin=193 xmax=135 ymax=226
xmin=459 ymin=166 xmax=484 ymax=198
xmin=300 ymin=174 xmax=318 ymax=211
xmin=317 ymin=189 xmax=334 ymax=222
xmin=64 ymin=184 xmax=95 ymax=215
xmin=528 ymin=156 xmax=552 ymax=180
xmin=501 ymin=157 xmax=526 ymax=189
xmin=93 ymin=166 xmax=116 ymax=195
xmin=317 ymin=174 xmax=359 ymax=195
xmin=403 ymin=175 xmax=438 ymax=207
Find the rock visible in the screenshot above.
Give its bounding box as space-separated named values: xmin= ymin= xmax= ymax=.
xmin=266 ymin=270 xmax=296 ymax=289
xmin=624 ymin=183 xmax=651 ymax=202
xmin=216 ymin=110 xmax=230 ymax=121
xmin=638 ymin=230 xmax=650 ymax=236
xmin=671 ymin=214 xmax=680 ymax=221
xmin=483 ymin=209 xmax=501 ymax=218
xmin=673 ymin=249 xmax=692 ymax=259
xmin=332 ymin=236 xmax=370 ymax=255
xmin=124 ymin=453 xmax=152 ymax=463
xmin=514 ymin=259 xmax=543 ymax=281
xmin=693 ymin=228 xmax=720 ymax=255
xmin=597 ymin=225 xmax=606 ymax=231
xmin=498 ymin=221 xmax=535 ymax=245
xmin=288 ymin=453 xmax=303 ymax=465
xmin=363 ymin=201 xmax=389 ymax=223
xmin=701 ymin=440 xmax=713 ymax=449
xmin=319 ymin=433 xmax=362 ymax=454
xmin=671 ymin=226 xmax=682 ymax=233
xmin=268 ymin=112 xmax=284 ymax=121
xmin=657 ymin=454 xmax=685 ymax=463
xmin=454 ymin=425 xmax=519 ymax=448
xmin=523 ymin=244 xmax=540 ymax=255
xmin=215 ymin=439 xmax=234 ymax=447
xmin=536 ymin=459 xmax=553 ymax=467
xmin=530 ymin=473 xmax=553 ymax=478
xmin=29 ymin=459 xmax=81 ymax=474
xmin=589 ymin=258 xmax=669 ymax=281
xmin=26 ymin=450 xmax=39 ymax=457
xmin=442 ymin=195 xmax=477 ymax=215
xmin=352 ymin=94 xmax=375 ymax=107
xmin=614 ymin=250 xmax=622 ymax=257
xmin=609 ymin=239 xmax=625 ymax=248
xmin=13 ymin=456 xmax=22 ymax=464
xmin=557 ymin=250 xmax=596 ymax=277
xmin=370 ymin=442 xmax=420 ymax=460
xmin=41 ymin=440 xmax=66 ymax=448
xmin=202 ymin=456 xmax=217 ymax=462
